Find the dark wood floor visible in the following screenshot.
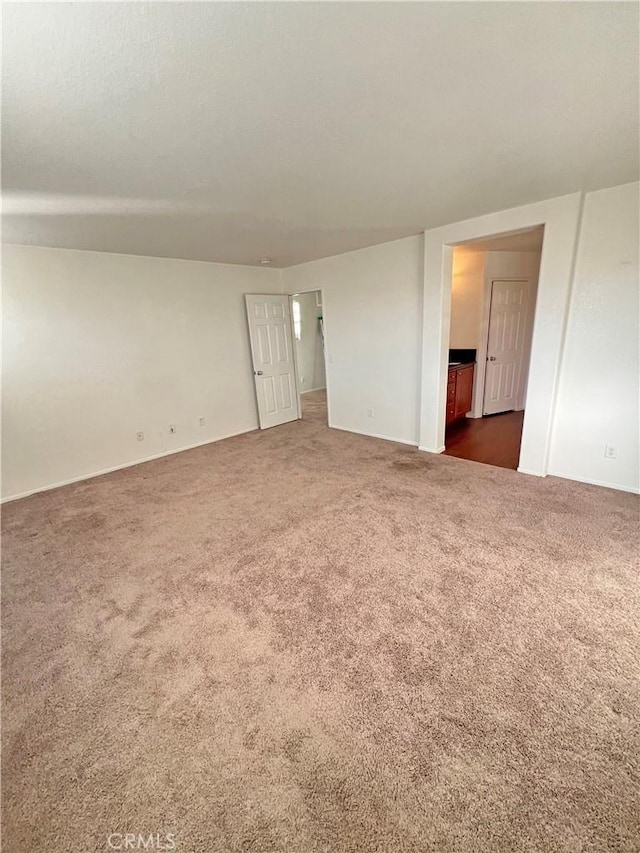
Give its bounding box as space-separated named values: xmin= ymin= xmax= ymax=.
xmin=444 ymin=410 xmax=525 ymax=470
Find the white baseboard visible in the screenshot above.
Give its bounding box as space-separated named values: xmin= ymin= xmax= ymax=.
xmin=546 ymin=471 xmax=640 ymax=494
xmin=300 ymin=386 xmax=327 ymax=394
xmin=512 ymin=466 xmax=638 ymax=494
xmin=418 ymin=445 xmax=446 ymax=454
xmin=1 ymin=427 xmax=256 ymax=504
xmin=329 ymin=423 xmax=418 ymax=447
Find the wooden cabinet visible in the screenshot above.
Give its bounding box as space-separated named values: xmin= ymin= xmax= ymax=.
xmin=446 ymin=363 xmax=474 ymax=427
xmin=446 ymin=371 xmax=457 ymax=426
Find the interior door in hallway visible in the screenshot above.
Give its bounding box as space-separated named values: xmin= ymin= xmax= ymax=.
xmin=483 ymin=279 xmax=530 ymax=416
xmin=245 ymin=295 xmax=299 ymax=429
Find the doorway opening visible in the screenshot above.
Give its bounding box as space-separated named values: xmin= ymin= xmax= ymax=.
xmin=290 ymin=290 xmax=328 ymax=426
xmin=443 ymin=226 xmax=544 ymax=469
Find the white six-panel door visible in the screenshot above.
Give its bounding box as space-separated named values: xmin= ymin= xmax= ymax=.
xmin=483 ymin=279 xmax=530 ymax=416
xmin=245 ymin=294 xmax=299 ymax=429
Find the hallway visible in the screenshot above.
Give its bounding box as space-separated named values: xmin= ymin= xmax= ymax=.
xmin=300 ymin=389 xmax=328 ymax=425
xmin=444 ymin=410 xmax=525 ymax=470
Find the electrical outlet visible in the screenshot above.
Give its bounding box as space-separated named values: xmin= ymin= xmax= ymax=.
xmin=169 ymin=424 xmax=176 ymax=435
xmin=198 ymin=417 xmax=205 ymax=427
xmin=136 ymin=431 xmax=144 ymax=442
xmin=604 ymin=444 xmax=617 ymax=459
xmin=367 ymin=408 xmax=374 ymax=418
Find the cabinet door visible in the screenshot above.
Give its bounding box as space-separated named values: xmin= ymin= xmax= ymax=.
xmin=454 ymin=365 xmax=474 ymax=419
xmin=446 ymin=371 xmax=457 ymax=425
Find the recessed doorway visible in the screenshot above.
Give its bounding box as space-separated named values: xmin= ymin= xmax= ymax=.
xmin=290 ymin=290 xmax=328 ymax=426
xmin=443 ymin=226 xmax=543 ymax=469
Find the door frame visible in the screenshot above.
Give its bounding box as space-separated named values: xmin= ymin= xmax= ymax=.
xmin=286 ymin=288 xmax=331 ymax=425
xmin=419 ymin=192 xmax=583 ymax=477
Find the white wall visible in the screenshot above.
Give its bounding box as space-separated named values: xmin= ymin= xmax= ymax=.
xmin=449 ymin=250 xmax=541 ymax=356
xmin=450 ymin=250 xmax=485 ymax=349
xmin=292 ymin=290 xmax=325 ymax=392
xmin=2 ymin=245 xmax=280 ymax=499
xmin=284 ymin=184 xmax=636 ymax=493
xmin=549 ymin=183 xmax=639 ymax=492
xmin=484 ymin=251 xmax=541 ymax=283
xmin=283 ymin=236 xmax=424 ymax=445
xmin=3 ymin=185 xmax=637 ymax=500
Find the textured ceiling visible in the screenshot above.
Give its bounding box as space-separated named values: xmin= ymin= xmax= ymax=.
xmin=3 ymin=2 xmax=638 ymax=267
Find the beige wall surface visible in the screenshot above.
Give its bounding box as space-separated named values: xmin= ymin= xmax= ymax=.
xmin=2 ymin=245 xmax=280 ymax=499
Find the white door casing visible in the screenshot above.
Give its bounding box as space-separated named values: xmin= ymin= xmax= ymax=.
xmin=483 ymin=279 xmax=529 ymax=415
xmin=245 ymin=294 xmax=299 ymax=429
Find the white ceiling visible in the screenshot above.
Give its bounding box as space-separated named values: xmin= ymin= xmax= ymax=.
xmin=3 ymin=2 xmax=638 ymax=268
xmin=457 ymin=226 xmax=545 ymax=254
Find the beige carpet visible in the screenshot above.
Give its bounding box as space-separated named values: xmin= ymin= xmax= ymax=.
xmin=301 ymin=388 xmax=328 ymax=424
xmin=2 ymin=395 xmax=639 ymax=852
